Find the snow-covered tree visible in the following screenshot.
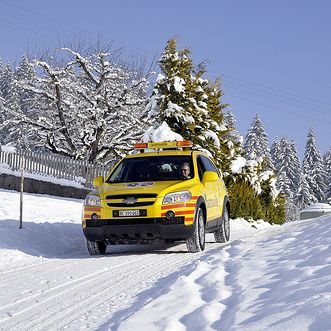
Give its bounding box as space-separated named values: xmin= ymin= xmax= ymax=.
xmin=285 ymin=196 xmax=300 ymax=222
xmin=244 ymin=115 xmax=273 ymax=170
xmin=302 ymin=129 xmax=326 ymax=202
xmin=271 ymin=136 xmax=281 ymax=173
xmin=145 ymin=38 xmax=237 ymax=174
xmin=324 ymin=148 xmax=331 ymax=203
xmin=294 ymin=173 xmax=315 ymax=208
xmin=0 ymin=96 xmax=5 ymax=144
xmin=0 ymin=63 xmax=14 ymax=99
xmin=3 ymin=48 xmax=150 ymax=162
xmin=273 ymin=137 xmax=301 ymax=196
xmin=145 ymin=38 xmax=285 ymax=224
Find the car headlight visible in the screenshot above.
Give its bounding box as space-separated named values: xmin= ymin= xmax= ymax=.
xmin=162 ymin=191 xmax=192 ymax=205
xmin=84 ymin=195 xmax=101 ymax=206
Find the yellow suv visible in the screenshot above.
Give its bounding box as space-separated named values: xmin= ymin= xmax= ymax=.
xmin=82 ymin=141 xmax=230 ymax=254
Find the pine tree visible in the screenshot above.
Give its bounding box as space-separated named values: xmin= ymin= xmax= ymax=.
xmin=146 ymin=38 xmax=237 ymax=175
xmin=146 ymin=38 xmax=285 ymax=224
xmin=302 ymin=129 xmax=326 ymax=202
xmin=0 ymin=63 xmax=14 ymax=99
xmin=324 ymin=148 xmax=331 ymax=203
xmin=244 ymin=115 xmax=273 ymax=170
xmin=271 ymin=136 xmax=283 ymax=174
xmin=294 ymin=173 xmax=314 ymax=208
xmin=0 ymin=96 xmax=5 ymax=144
xmin=273 ymin=137 xmax=301 ymax=195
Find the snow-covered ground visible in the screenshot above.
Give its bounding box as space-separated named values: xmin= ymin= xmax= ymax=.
xmin=0 ymin=189 xmax=330 ymax=330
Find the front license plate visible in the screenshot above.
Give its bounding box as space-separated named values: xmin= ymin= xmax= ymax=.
xmin=118 ymin=210 xmax=140 ymax=217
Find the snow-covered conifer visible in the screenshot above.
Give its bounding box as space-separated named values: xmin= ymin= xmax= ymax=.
xmin=274 ymin=138 xmax=301 ymax=195
xmin=294 ymin=173 xmax=315 ymax=208
xmin=244 ymin=115 xmax=273 ymax=170
xmin=0 ymin=96 xmax=5 ymax=144
xmin=324 ymin=148 xmax=331 ymax=203
xmin=302 ymin=129 xmax=326 ymax=202
xmin=271 ymin=136 xmax=281 ymax=173
xmin=145 ymin=39 xmax=285 ymax=224
xmin=145 ymin=38 xmax=237 ymax=173
xmin=0 ymin=63 xmax=13 ymax=99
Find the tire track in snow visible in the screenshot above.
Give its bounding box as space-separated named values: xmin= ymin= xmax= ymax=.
xmin=0 ymin=242 xmax=215 ymax=330
xmin=0 ymin=253 xmax=155 ymax=326
xmin=36 ymin=244 xmax=200 ymax=331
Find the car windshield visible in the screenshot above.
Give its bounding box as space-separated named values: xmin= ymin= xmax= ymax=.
xmin=107 ymin=155 xmax=194 ymax=183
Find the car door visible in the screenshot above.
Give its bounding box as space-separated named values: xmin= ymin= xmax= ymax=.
xmin=197 ymin=155 xmax=219 ymax=227
xmin=200 ymin=156 xmax=224 ymax=225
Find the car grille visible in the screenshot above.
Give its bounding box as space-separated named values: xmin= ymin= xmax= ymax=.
xmin=85 ymin=217 xmax=184 ymax=227
xmin=105 ymin=193 xmax=158 ymax=207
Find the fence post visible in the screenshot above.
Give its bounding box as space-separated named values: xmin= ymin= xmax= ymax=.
xmin=19 ymin=153 xmax=24 ymax=229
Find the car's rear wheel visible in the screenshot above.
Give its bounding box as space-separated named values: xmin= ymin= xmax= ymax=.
xmin=86 ymin=239 xmax=107 ymax=255
xmin=186 ymin=207 xmax=205 ymax=253
xmin=214 ymin=206 xmax=230 ymax=243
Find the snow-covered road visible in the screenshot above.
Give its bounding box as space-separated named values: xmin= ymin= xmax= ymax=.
xmin=0 ymin=189 xmax=330 ymax=330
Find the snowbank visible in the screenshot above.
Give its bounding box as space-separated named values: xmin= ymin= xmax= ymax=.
xmin=0 ymin=189 xmax=84 ymax=271
xmin=115 ymin=216 xmax=331 ymax=331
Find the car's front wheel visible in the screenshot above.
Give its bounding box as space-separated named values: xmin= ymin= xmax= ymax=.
xmin=186 ymin=207 xmax=206 ymax=253
xmin=214 ymin=206 xmax=230 ymax=243
xmin=86 ymin=239 xmax=107 ymax=255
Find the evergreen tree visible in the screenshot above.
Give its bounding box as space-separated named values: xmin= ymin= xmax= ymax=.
xmin=285 ymin=196 xmax=300 ymax=222
xmin=302 ymin=129 xmax=326 ymax=202
xmin=0 ymin=63 xmax=14 ymax=99
xmin=271 ymin=136 xmax=281 ymax=172
xmin=324 ymin=148 xmax=331 ymax=203
xmin=0 ymin=96 xmax=5 ymax=144
xmin=244 ymin=115 xmax=273 ymax=170
xmin=15 ymin=56 xmax=37 ymax=114
xmin=146 ymin=39 xmax=284 ymax=224
xmin=294 ymin=173 xmax=314 ymax=208
xmin=274 ymin=137 xmax=301 ymax=196
xmin=146 ymin=38 xmax=237 ymax=175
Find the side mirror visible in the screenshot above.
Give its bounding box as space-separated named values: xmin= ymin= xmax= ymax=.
xmin=93 ymin=176 xmax=104 ymax=187
xmin=203 ymin=171 xmax=218 ymax=183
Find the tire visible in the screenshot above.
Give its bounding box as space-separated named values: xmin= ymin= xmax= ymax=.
xmin=214 ymin=206 xmax=230 ymax=243
xmin=86 ymin=239 xmax=107 ymax=255
xmin=186 ymin=207 xmax=206 ymax=253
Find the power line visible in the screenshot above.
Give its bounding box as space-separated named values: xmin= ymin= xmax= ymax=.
xmin=226 ymin=93 xmax=331 ymax=126
xmin=221 ymin=72 xmax=331 ymax=108
xmin=222 ymin=80 xmax=331 ymax=117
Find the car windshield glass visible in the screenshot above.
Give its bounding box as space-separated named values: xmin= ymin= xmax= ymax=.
xmin=107 ymin=155 xmax=194 ymax=183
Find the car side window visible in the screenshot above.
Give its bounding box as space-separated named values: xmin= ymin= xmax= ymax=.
xmin=201 ymin=156 xmax=220 ymax=178
xmin=197 ymin=156 xmax=205 ymax=181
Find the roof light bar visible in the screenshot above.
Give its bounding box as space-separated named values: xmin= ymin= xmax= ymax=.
xmin=134 ymin=141 xmax=193 ymax=150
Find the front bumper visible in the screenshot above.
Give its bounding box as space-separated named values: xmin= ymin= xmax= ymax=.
xmin=82 ymin=217 xmax=195 ymax=243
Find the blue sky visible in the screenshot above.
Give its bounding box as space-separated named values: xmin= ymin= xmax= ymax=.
xmin=0 ymin=0 xmax=330 ymax=157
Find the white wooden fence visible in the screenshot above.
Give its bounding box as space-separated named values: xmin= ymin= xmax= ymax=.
xmin=0 ymin=145 xmax=114 ymax=189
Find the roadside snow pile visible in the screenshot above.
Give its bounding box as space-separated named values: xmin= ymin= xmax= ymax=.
xmin=0 ymin=189 xmax=84 ymax=271
xmin=112 ymin=216 xmax=331 ymax=331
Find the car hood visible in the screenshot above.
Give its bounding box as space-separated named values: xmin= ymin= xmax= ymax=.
xmin=95 ymin=180 xmax=196 ymax=198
